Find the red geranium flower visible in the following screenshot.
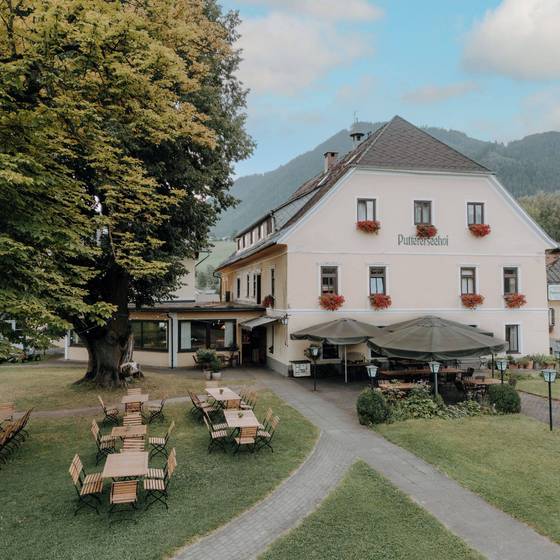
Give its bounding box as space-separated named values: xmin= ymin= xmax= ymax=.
xmin=461 ymin=294 xmax=484 ymax=309
xmin=370 ymin=294 xmax=392 ymax=310
xmin=416 ymin=224 xmax=437 ymax=238
xmin=356 ymin=220 xmax=381 ymax=234
xmin=319 ymin=294 xmax=345 ymax=311
xmin=469 ymin=223 xmax=491 ymax=237
xmin=504 ymin=293 xmax=526 ymax=308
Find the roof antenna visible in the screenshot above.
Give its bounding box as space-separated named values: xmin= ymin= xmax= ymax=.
xmin=350 ymin=111 xmax=365 ymax=147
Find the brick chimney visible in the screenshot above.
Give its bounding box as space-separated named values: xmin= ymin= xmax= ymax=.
xmin=323 ymin=151 xmax=338 ymax=173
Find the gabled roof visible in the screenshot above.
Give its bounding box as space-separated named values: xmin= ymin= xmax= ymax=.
xmin=218 ymin=116 xmax=491 ymax=270
xmin=548 ymin=257 xmax=560 ymax=284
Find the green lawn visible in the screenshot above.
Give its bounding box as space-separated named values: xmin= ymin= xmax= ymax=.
xmin=260 ymin=461 xmax=483 ymax=560
xmin=517 ymin=378 xmax=560 ymax=399
xmin=0 ymin=364 xmax=254 ymax=411
xmin=1 ymin=395 xmax=318 ymax=560
xmin=378 ymin=415 xmax=560 ymax=543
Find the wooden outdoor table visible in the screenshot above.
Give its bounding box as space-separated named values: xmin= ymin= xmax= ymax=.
xmin=223 ymin=409 xmax=260 ymax=429
xmin=206 ymin=387 xmax=241 ymax=403
xmin=102 ymin=451 xmax=149 ymax=479
xmin=463 ymin=377 xmax=501 ymax=386
xmin=121 ymin=393 xmax=149 ymax=405
xmin=111 ymin=425 xmax=147 ymax=438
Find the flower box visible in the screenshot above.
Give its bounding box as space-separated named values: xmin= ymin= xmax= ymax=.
xmin=469 ymin=223 xmax=491 ymax=237
xmin=356 ymin=220 xmax=381 ymax=234
xmin=370 ymin=294 xmax=392 ymax=310
xmin=262 ymin=294 xmax=275 ymax=308
xmin=461 ymin=293 xmax=484 ymax=309
xmin=416 ymin=224 xmax=437 ymax=238
xmin=319 ymin=293 xmax=345 ymax=311
xmin=504 ymin=293 xmax=526 ymax=308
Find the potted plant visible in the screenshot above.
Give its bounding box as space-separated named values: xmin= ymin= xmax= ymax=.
xmin=196 ymin=349 xmax=218 ymax=380
xmin=319 ymin=293 xmax=345 ymax=311
xmin=468 ymin=223 xmax=491 ymax=237
xmin=370 ymin=294 xmax=392 ymax=310
xmin=262 ymin=294 xmax=275 ymax=309
xmin=507 ymin=354 xmax=517 ymax=369
xmin=356 ymin=220 xmax=381 ymax=234
xmin=461 ymin=293 xmax=484 ymax=309
xmin=416 ymin=224 xmax=437 ymax=238
xmin=211 ymin=357 xmax=222 ymax=380
xmin=504 ymin=293 xmax=526 ymax=308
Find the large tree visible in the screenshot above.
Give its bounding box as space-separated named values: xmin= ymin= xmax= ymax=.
xmin=519 ymin=191 xmax=560 ymax=243
xmin=0 ymin=0 xmax=252 ymax=385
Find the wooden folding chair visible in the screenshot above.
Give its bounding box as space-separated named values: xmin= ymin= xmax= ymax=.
xmin=144 ymin=448 xmax=176 ymax=510
xmin=98 ymin=396 xmax=119 ymax=424
xmin=144 ymin=397 xmax=167 ymax=424
xmin=125 ymin=401 xmax=142 ymax=414
xmin=127 ymin=388 xmax=142 ymax=396
xmin=121 ymin=437 xmax=145 ymax=453
xmin=149 ymin=421 xmax=174 ymax=459
xmin=0 ymin=402 xmax=15 ymax=423
xmin=123 ymin=413 xmax=143 ymax=427
xmin=69 ymin=454 xmax=103 ymax=515
xmin=148 ymin=447 xmax=176 ymax=479
xmin=203 ymin=416 xmax=228 ymax=453
xmin=258 ymin=408 xmax=273 ymax=432
xmin=233 ymin=426 xmax=258 ymax=455
xmin=257 ymin=416 xmax=279 ymax=453
xmin=240 ymin=391 xmax=257 ymax=411
xmin=109 ymin=480 xmax=138 ymax=515
xmin=91 ymin=419 xmax=116 ymax=465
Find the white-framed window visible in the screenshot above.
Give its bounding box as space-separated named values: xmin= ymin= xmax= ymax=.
xmin=357 ymin=199 xmax=376 ymax=221
xmin=460 ymin=267 xmax=476 ymax=295
xmin=503 ymin=267 xmax=518 ymax=295
xmin=467 ymin=202 xmax=485 ymax=225
xmin=505 ymin=324 xmax=520 ymax=354
xmin=320 ymin=266 xmax=338 ymax=294
xmin=414 ymin=200 xmax=432 ymax=225
xmin=369 ymin=266 xmax=386 ymax=295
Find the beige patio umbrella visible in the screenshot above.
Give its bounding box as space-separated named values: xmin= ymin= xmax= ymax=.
xmin=291 ymin=318 xmax=384 ymax=383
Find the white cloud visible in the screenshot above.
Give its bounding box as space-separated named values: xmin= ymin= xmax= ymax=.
xmin=237 ymin=12 xmax=372 ymax=95
xmin=401 ymin=82 xmax=479 ymax=104
xmin=520 ymin=88 xmax=560 ymax=133
xmin=237 ymin=0 xmax=383 ymax=22
xmin=463 ymin=0 xmax=560 ymax=80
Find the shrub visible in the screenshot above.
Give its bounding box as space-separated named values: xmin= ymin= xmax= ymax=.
xmin=488 ymin=384 xmax=521 ymax=414
xmin=196 ymin=348 xmax=218 ymax=369
xmin=504 ymin=293 xmax=526 ymax=308
xmin=262 ymin=294 xmax=275 ymax=307
xmin=461 ymin=293 xmax=484 ymax=308
xmin=416 ymin=224 xmax=437 ymax=238
xmin=356 ymin=220 xmax=381 ymax=234
xmin=356 ymin=389 xmax=391 ymax=425
xmin=445 ymin=400 xmax=483 ymax=418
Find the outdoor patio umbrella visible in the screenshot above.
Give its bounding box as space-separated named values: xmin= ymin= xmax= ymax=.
xmin=291 ymin=318 xmax=384 ymax=383
xmin=367 ymin=315 xmax=506 ymax=361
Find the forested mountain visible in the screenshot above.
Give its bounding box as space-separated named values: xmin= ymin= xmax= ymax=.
xmin=213 ymin=122 xmax=560 ymax=238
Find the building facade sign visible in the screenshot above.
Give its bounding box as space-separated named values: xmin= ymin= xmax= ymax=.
xmin=397 ymin=234 xmax=449 ymax=247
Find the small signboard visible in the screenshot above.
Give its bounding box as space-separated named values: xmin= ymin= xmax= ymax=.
xmin=549 ymin=284 xmax=560 ymax=301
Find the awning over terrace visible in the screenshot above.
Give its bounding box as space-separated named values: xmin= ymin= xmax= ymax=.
xmin=367 ymin=315 xmax=506 ymax=361
xmin=240 ymin=316 xmax=281 ymax=331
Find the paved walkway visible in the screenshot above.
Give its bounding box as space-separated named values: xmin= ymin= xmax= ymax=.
xmin=176 ymin=371 xmax=560 ymax=560
xmin=520 ymin=391 xmax=560 ymax=426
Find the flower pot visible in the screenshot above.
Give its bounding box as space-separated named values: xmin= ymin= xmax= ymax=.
xmin=526 ymin=360 xmax=534 ymax=370
xmin=213 ymin=371 xmax=222 ymax=380
xmin=204 ymin=370 xmax=213 ymax=380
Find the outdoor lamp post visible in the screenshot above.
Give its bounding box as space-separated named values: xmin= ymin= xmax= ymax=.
xmin=366 ymin=364 xmax=378 ymax=390
xmin=308 ymin=345 xmax=320 ymax=392
xmin=495 ymin=358 xmax=508 ymax=385
xmin=542 ymin=367 xmax=557 ymax=431
xmin=428 ymin=361 xmax=441 ymax=398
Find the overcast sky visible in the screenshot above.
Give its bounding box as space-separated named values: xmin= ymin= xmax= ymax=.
xmin=221 ymin=0 xmax=560 ymax=176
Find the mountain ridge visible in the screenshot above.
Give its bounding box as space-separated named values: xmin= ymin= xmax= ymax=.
xmin=213 ymin=122 xmax=560 ymax=238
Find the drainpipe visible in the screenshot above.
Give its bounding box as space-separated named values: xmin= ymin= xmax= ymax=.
xmin=167 ymin=313 xmax=178 ymax=369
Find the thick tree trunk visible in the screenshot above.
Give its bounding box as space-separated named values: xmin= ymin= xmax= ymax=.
xmin=75 ymin=268 xmax=132 ymax=388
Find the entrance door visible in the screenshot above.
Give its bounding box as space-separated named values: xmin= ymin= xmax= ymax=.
xmin=256 ymin=273 xmax=262 ymax=305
